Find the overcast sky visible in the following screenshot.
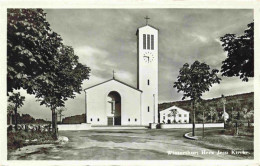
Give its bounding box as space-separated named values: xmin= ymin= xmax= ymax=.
xmin=15 ymin=9 xmax=254 ymax=120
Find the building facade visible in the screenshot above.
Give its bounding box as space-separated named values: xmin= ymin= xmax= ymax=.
xmin=84 ymin=23 xmax=159 ymax=126
xmin=159 ymin=105 xmax=190 ymax=124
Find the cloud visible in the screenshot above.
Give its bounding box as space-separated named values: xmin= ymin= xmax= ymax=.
xmin=12 ymin=9 xmax=253 ymax=120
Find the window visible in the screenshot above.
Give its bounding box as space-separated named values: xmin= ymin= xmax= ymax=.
xmin=163 ymin=116 xmax=165 ymax=120
xmin=135 ymin=118 xmax=137 ymax=122
xmin=184 ymin=120 xmax=187 ymax=123
xmin=143 ymin=34 xmax=146 ymax=49
xmin=151 ymin=35 xmax=154 ymax=50
xmin=147 ymin=79 xmax=150 ymax=85
xmin=148 ymin=106 xmax=150 ymax=112
xmin=178 ymin=120 xmax=181 ymax=123
xmin=90 ymin=118 xmax=92 ymax=122
xmin=184 ymin=114 xmax=187 ymax=117
xmin=147 ymin=35 xmax=150 ymax=49
xmin=128 ymin=118 xmax=130 ymax=122
xmin=97 ymin=118 xmax=99 ymax=121
xmin=179 ymin=114 xmax=181 ymax=117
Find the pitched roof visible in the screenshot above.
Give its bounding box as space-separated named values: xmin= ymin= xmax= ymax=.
xmin=84 ymin=78 xmax=142 ymax=92
xmin=160 ymin=105 xmax=190 ymax=113
xmin=136 ymin=24 xmax=159 ymax=35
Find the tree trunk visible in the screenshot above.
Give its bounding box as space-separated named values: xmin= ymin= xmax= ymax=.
xmin=202 ymin=112 xmax=205 ymax=138
xmin=192 ymin=101 xmax=195 ymax=137
xmin=14 ymin=106 xmax=18 ymax=131
xmin=235 ymin=122 xmax=238 ymax=136
xmin=52 ymin=109 xmax=58 ymax=139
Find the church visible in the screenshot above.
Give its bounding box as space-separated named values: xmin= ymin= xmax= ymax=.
xmin=84 ymin=19 xmax=159 ymax=126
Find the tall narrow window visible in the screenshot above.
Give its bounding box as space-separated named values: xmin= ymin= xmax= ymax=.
xmin=143 ymin=34 xmax=146 ymax=49
xmin=147 ymin=35 xmax=150 ymax=49
xmin=151 ymin=35 xmax=154 ymax=50
xmin=147 ymin=79 xmax=150 ymax=85
xmin=148 ymin=106 xmax=150 ymax=112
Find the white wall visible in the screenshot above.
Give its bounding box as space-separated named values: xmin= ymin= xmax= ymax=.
xmin=137 ymin=25 xmax=159 ymax=125
xmin=58 ymin=123 xmax=91 ymax=131
xmin=160 ymin=123 xmax=224 ymax=129
xmin=86 ymin=80 xmax=142 ymax=126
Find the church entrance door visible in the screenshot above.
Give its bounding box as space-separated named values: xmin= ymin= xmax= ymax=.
xmin=107 ymin=117 xmax=113 ymax=126
xmin=107 ymin=91 xmax=121 ymax=126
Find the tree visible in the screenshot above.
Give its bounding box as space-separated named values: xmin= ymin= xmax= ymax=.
xmin=7 ymin=9 xmax=58 ymax=94
xmin=8 ymin=9 xmax=91 ymax=139
xmin=8 ymin=92 xmax=25 ymax=130
xmin=170 ymin=109 xmax=178 ymax=123
xmin=208 ymin=106 xmax=217 ymax=123
xmin=173 ymin=61 xmax=221 ymax=136
xmin=34 ymin=45 xmax=90 ymax=138
xmin=220 ymin=22 xmax=254 ymax=82
xmin=57 ymin=107 xmax=66 ymax=123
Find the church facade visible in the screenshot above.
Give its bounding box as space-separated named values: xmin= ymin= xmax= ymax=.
xmin=84 ymin=22 xmax=159 ymax=126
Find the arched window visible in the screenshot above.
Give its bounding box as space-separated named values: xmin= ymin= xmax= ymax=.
xmin=128 ymin=118 xmax=130 ymax=122
xmin=148 ymin=106 xmax=150 ymax=112
xmin=97 ymin=118 xmax=99 ymax=122
xmin=135 ymin=118 xmax=137 ymax=122
xmin=147 ymin=79 xmax=150 ymax=85
xmin=90 ymin=118 xmax=92 ymax=121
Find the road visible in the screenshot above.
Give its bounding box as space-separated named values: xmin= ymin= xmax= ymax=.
xmin=8 ymin=129 xmax=246 ymax=160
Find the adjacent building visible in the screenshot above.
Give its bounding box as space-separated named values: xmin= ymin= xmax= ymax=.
xmin=159 ymin=105 xmax=190 ymax=124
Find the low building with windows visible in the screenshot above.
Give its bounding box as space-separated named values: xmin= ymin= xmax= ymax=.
xmin=159 ymin=105 xmax=190 ymax=124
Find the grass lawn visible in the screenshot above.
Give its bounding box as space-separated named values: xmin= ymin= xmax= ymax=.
xmin=189 ymin=128 xmax=254 ymax=159
xmin=8 ymin=130 xmax=57 ymax=152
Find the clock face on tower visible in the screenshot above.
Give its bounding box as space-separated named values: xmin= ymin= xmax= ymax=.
xmin=143 ymin=52 xmax=154 ymax=63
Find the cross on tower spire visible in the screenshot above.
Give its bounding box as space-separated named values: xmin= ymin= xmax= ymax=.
xmin=145 ymin=16 xmax=150 ymax=25
xmin=113 ymin=70 xmax=116 ymax=79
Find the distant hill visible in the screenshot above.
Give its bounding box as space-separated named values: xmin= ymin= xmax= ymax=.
xmin=159 ymin=92 xmax=254 ymax=112
xmin=7 ymin=113 xmax=50 ymax=125
xmin=58 ymin=92 xmax=254 ymax=124
xmin=62 ymin=114 xmax=86 ymax=124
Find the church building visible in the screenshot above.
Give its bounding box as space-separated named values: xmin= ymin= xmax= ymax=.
xmin=84 ymin=19 xmax=159 ymax=126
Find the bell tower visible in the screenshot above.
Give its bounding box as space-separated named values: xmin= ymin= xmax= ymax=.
xmin=136 ymin=17 xmax=158 ymax=125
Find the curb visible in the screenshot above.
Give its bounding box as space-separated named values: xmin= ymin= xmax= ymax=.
xmin=183 ymin=132 xmax=198 ymax=140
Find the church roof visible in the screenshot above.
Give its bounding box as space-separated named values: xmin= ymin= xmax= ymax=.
xmin=84 ymin=78 xmax=142 ymax=92
xmin=136 ymin=24 xmax=159 ymax=35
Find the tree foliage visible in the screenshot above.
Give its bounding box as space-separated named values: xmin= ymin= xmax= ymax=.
xmin=220 ymin=22 xmax=254 ymax=82
xmin=173 ymin=61 xmax=221 ymax=136
xmin=7 ymin=9 xmax=91 ymax=138
xmin=173 ymin=61 xmax=221 ymax=101
xmin=7 ymin=9 xmax=57 ymax=94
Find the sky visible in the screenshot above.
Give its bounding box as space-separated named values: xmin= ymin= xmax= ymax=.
xmin=15 ymin=9 xmax=254 ymax=120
